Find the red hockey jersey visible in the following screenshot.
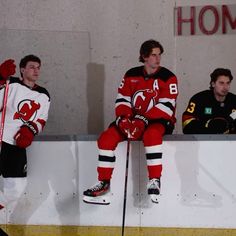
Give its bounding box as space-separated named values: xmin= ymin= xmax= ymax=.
xmin=115 ymin=66 xmax=178 ymax=123
xmin=0 ymin=77 xmax=50 ymax=145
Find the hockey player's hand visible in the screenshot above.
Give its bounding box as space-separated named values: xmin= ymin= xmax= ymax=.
xmin=129 ymin=115 xmax=148 ymax=140
xmin=14 ymin=122 xmax=38 ymax=148
xmin=205 ymin=117 xmax=231 ymax=134
xmin=0 ymin=59 xmax=16 ymax=83
xmin=116 ymin=116 xmax=132 ymax=136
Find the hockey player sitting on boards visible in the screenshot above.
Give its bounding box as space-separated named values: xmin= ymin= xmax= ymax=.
xmin=83 ymin=39 xmax=178 ymax=204
xmin=0 ymin=55 xmax=50 ymax=209
xmin=182 ymin=68 xmax=236 ymax=134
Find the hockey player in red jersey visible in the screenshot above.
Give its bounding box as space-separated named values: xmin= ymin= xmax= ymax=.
xmin=182 ymin=68 xmax=236 ymax=134
xmin=0 ymin=55 xmax=50 ymax=208
xmin=83 ymin=40 xmax=178 ymax=204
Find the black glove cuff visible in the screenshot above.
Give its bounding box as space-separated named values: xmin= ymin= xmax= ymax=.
xmin=23 ymin=122 xmax=38 ymax=135
xmin=134 ymin=114 xmax=148 ymax=126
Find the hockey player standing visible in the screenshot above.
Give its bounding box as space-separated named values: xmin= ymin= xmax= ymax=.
xmin=0 ymin=55 xmax=50 ymax=208
xmin=83 ymin=40 xmax=178 ymax=204
xmin=182 ymin=68 xmax=236 ymax=134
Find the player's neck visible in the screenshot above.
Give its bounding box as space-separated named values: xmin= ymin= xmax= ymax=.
xmin=23 ymin=78 xmax=36 ymax=89
xmin=214 ymin=93 xmax=226 ymax=102
xmin=144 ymin=65 xmax=160 ymax=75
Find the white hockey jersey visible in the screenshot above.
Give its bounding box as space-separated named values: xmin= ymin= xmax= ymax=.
xmin=0 ymin=77 xmax=50 ymax=145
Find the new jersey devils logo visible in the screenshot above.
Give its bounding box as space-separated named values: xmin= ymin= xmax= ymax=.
xmin=132 ymin=89 xmax=157 ymax=114
xmin=14 ymin=99 xmax=41 ymax=122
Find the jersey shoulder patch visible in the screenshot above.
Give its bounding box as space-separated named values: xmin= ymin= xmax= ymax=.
xmin=9 ymin=76 xmax=22 ymax=84
xmin=155 ymin=67 xmax=176 ymax=81
xmin=34 ymin=85 xmax=50 ymax=101
xmin=227 ymin=92 xmax=236 ymax=100
xmin=190 ymin=90 xmax=213 ymax=102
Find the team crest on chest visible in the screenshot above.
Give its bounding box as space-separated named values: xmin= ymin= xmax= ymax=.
xmin=204 ymin=107 xmax=212 ymax=115
xmin=132 ymin=89 xmax=157 ymax=114
xmin=14 ymin=99 xmax=41 ymax=122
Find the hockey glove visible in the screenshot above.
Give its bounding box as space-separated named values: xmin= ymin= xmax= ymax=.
xmin=205 ymin=117 xmax=230 ymax=134
xmin=14 ymin=122 xmax=38 ymax=148
xmin=0 ymin=59 xmax=16 ymax=84
xmin=129 ymin=114 xmax=148 ymax=140
xmin=229 ymin=111 xmax=236 ymax=133
xmin=116 ymin=116 xmax=132 ymax=136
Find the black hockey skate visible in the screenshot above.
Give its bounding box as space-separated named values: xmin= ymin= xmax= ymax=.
xmin=147 ymin=178 xmax=161 ymax=203
xmin=83 ymin=181 xmax=111 ymax=205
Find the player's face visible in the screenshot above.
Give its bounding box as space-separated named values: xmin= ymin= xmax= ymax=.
xmin=212 ymin=75 xmax=231 ymax=97
xmin=21 ymin=61 xmax=41 ymax=82
xmin=143 ymin=48 xmax=161 ymax=71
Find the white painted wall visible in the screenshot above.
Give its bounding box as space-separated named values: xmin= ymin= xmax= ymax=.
xmin=1 ymin=137 xmax=236 ymax=228
xmin=0 ymin=0 xmax=236 ymax=134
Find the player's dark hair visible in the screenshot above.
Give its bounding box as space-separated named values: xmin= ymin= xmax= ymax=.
xmin=139 ymin=39 xmax=164 ymax=63
xmin=19 ymin=54 xmax=41 ymax=77
xmin=210 ymin=68 xmax=233 ymax=89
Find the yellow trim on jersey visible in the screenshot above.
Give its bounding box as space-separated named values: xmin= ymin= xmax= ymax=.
xmin=183 ymin=118 xmax=196 ymax=128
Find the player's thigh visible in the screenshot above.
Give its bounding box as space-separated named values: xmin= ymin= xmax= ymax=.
xmin=0 ymin=142 xmax=27 ymax=178
xmin=97 ymin=124 xmax=125 ymax=150
xmin=143 ymin=123 xmax=165 ymax=146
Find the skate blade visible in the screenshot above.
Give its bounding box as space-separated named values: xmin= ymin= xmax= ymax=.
xmin=150 ymin=194 xmax=159 ymax=203
xmin=83 ymin=195 xmax=110 ymax=205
